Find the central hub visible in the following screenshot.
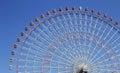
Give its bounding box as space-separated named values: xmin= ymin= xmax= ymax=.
xmin=73 ymin=59 xmax=91 ymax=73
xmin=77 ymin=69 xmax=88 ymax=73
xmin=77 ymin=66 xmax=88 ymax=73
xmin=77 ymin=65 xmax=88 ymax=73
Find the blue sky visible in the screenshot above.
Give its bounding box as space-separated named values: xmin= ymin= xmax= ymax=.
xmin=0 ymin=0 xmax=120 ymax=73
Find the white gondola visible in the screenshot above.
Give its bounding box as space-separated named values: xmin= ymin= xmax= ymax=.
xmin=9 ymin=65 xmax=13 ymax=70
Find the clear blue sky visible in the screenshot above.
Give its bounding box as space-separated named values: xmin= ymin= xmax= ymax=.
xmin=0 ymin=0 xmax=120 ymax=73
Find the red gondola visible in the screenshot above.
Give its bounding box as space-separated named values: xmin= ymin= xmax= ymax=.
xmin=46 ymin=11 xmax=50 ymax=16
xmin=21 ymin=32 xmax=24 ymax=36
xmin=25 ymin=27 xmax=28 ymax=31
xmin=11 ymin=51 xmax=15 ymax=55
xmin=91 ymin=9 xmax=94 ymax=14
xmin=85 ymin=7 xmax=88 ymax=12
xmin=14 ymin=44 xmax=17 ymax=48
xmin=66 ymin=6 xmax=69 ymax=11
xmin=109 ymin=17 xmax=113 ymax=21
xmin=72 ymin=6 xmax=75 ymax=11
xmin=115 ymin=22 xmax=118 ymax=25
xmin=97 ymin=11 xmax=101 ymax=16
xmin=35 ymin=18 xmax=39 ymax=22
xmin=17 ymin=38 xmax=20 ymax=42
xmin=103 ymin=14 xmax=107 ymax=18
xmin=40 ymin=14 xmax=44 ymax=18
xmin=29 ymin=22 xmax=33 ymax=26
xmin=52 ymin=9 xmax=56 ymax=13
xmin=59 ymin=8 xmax=62 ymax=12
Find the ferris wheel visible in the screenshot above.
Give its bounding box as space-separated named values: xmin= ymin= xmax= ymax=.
xmin=9 ymin=6 xmax=120 ymax=73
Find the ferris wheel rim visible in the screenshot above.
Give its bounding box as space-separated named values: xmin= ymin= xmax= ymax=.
xmin=10 ymin=6 xmax=120 ymax=73
xmin=21 ymin=10 xmax=120 ymax=48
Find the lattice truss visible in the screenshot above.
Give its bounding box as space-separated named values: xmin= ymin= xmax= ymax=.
xmin=9 ymin=6 xmax=120 ymax=73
